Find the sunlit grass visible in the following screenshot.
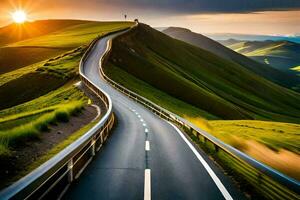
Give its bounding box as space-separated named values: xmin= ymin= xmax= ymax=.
xmin=291 ymin=66 xmax=300 ymax=72
xmin=187 ymin=118 xmax=300 ymax=180
xmin=0 ymin=101 xmax=85 ymax=155
xmin=8 ymin=22 xmax=133 ymax=48
xmin=209 ymin=120 xmax=300 ymax=154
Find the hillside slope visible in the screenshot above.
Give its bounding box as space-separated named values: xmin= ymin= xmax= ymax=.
xmin=105 ymin=24 xmax=300 ymax=123
xmin=0 ymin=20 xmax=132 ymax=109
xmin=220 ymin=40 xmax=300 ymax=73
xmin=0 ymin=20 xmax=87 ymax=46
xmin=163 ymin=27 xmax=300 ymax=91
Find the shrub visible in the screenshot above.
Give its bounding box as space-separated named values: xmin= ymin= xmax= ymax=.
xmin=55 ymin=110 xmax=70 ymax=122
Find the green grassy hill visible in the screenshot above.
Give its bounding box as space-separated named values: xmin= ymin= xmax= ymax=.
xmin=162 ymin=27 xmax=300 ymax=91
xmin=105 ymin=23 xmax=300 ymax=181
xmin=0 ymin=20 xmax=132 ymax=157
xmin=0 ymin=20 xmax=87 ymax=46
xmin=0 ymin=20 xmax=132 ymax=109
xmin=220 ymin=39 xmax=300 ymax=74
xmin=106 ymin=24 xmax=300 ymax=123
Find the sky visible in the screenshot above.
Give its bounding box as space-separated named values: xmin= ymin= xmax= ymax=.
xmin=0 ymin=0 xmax=300 ymax=35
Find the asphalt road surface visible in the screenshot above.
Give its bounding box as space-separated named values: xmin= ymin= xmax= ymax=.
xmin=63 ymin=30 xmax=246 ymax=200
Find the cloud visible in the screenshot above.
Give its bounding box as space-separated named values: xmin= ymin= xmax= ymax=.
xmin=101 ymin=0 xmax=300 ymax=13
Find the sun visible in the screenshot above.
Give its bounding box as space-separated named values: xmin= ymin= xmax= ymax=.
xmin=12 ymin=10 xmax=27 ymax=24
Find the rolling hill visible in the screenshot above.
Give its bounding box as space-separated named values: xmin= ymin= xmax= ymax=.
xmin=162 ymin=27 xmax=300 ymax=91
xmin=0 ymin=20 xmax=87 ymax=46
xmin=0 ymin=20 xmax=132 ymax=109
xmin=105 ymin=24 xmax=300 ymax=123
xmin=219 ymin=39 xmax=300 ymax=74
xmin=105 ymin=24 xmax=300 ymax=180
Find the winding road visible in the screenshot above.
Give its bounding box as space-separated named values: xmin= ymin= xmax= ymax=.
xmin=63 ymin=29 xmax=246 ymax=200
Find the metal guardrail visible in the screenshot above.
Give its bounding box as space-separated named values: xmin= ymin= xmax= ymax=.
xmin=100 ymin=24 xmax=300 ymax=199
xmin=0 ymin=28 xmax=124 ymax=200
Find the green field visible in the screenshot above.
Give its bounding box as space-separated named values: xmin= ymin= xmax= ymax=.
xmin=0 ymin=20 xmax=133 ymax=157
xmin=104 ymin=24 xmax=300 ymax=181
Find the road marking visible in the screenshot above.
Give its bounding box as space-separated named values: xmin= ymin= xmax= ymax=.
xmin=145 ymin=141 xmax=150 ymax=151
xmin=138 ymin=115 xmax=141 ymax=118
xmin=143 ymin=123 xmax=147 ymax=127
xmin=145 ymin=128 xmax=149 ymax=133
xmin=144 ymin=169 xmax=151 ymax=200
xmin=140 ymin=119 xmax=144 ymax=122
xmin=167 ymin=122 xmax=233 ymax=200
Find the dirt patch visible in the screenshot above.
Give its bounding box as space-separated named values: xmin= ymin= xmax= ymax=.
xmin=0 ymin=105 xmax=98 ymax=189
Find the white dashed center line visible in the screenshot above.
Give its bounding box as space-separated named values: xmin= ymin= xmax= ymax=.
xmin=144 ymin=169 xmax=151 ymax=200
xmin=145 ymin=141 xmax=150 ymax=151
xmin=131 ymin=108 xmax=152 ymax=200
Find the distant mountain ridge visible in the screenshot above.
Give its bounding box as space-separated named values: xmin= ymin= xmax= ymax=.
xmin=219 ymin=39 xmax=300 ymax=73
xmin=205 ymin=33 xmax=300 ymax=44
xmin=163 ymin=27 xmax=300 ymax=91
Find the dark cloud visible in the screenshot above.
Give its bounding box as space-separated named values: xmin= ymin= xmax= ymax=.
xmin=102 ymin=0 xmax=300 ymax=13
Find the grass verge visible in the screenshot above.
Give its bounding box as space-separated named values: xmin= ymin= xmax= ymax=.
xmin=0 ymin=101 xmax=85 ymax=155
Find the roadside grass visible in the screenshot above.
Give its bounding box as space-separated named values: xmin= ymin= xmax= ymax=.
xmin=0 ymin=83 xmax=88 ymax=156
xmin=0 ymin=101 xmax=85 ymax=155
xmin=0 ymin=112 xmax=50 ymax=131
xmin=5 ymin=118 xmax=100 ymax=187
xmin=208 ymin=120 xmax=300 ymax=154
xmin=186 ymin=131 xmax=299 ymax=199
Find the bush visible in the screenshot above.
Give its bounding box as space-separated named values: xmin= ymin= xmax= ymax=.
xmin=55 ymin=110 xmax=70 ymax=122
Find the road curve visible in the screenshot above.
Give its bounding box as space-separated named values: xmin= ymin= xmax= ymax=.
xmin=63 ymin=29 xmax=246 ymax=200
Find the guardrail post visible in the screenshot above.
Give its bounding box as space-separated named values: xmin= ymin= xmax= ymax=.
xmin=67 ymin=159 xmax=74 ymax=183
xmin=90 ymin=139 xmax=96 ymax=156
xmin=214 ymin=144 xmax=219 ymax=153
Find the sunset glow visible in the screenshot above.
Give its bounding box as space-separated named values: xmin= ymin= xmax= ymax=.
xmin=12 ymin=10 xmax=27 ymax=24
